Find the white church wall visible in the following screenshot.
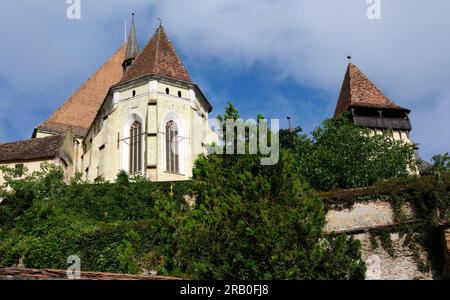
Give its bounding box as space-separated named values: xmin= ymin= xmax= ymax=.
xmin=0 ymin=158 xmax=67 ymax=186
xmin=80 ymin=77 xmax=217 ymax=183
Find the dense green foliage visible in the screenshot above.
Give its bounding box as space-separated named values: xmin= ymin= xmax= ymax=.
xmin=0 ymin=160 xmax=365 ymax=279
xmin=280 ymin=116 xmax=416 ymax=191
xmin=423 ymin=152 xmax=450 ymax=178
xmin=1 ymin=103 xmax=443 ymax=279
xmin=0 ymin=164 xmax=192 ymax=273
xmin=147 ymin=103 xmax=365 ymax=279
xmin=0 ymin=104 xmax=368 ymax=280
xmin=151 ymin=150 xmax=365 ymax=279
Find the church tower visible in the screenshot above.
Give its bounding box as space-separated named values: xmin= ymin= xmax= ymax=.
xmin=81 ymin=17 xmax=217 ymax=182
xmin=334 ymin=62 xmax=413 ymax=144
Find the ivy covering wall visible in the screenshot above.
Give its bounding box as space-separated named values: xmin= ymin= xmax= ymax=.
xmin=321 ymin=175 xmax=450 ymax=278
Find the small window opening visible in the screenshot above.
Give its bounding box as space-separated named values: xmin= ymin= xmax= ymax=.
xmin=132 ymin=90 xmax=136 ymax=97
xmin=178 ymin=91 xmax=182 ymax=98
xmin=166 ymin=88 xmax=170 ymax=95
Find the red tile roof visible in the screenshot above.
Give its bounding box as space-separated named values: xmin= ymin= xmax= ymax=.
xmin=334 ymin=63 xmax=409 ymax=117
xmin=0 ymin=268 xmax=180 ymax=280
xmin=120 ymin=25 xmax=192 ymax=83
xmin=0 ymin=135 xmax=64 ymax=163
xmin=37 ymin=44 xmax=128 ymax=137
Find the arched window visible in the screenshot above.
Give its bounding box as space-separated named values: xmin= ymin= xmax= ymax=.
xmin=166 ymin=121 xmax=179 ymax=173
xmin=129 ymin=121 xmax=142 ymax=174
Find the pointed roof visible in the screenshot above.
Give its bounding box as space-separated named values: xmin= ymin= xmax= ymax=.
xmin=120 ymin=25 xmax=192 ymax=83
xmin=334 ymin=63 xmax=409 ymax=117
xmin=124 ymin=13 xmax=139 ymax=63
xmin=36 ymin=44 xmax=127 ymax=137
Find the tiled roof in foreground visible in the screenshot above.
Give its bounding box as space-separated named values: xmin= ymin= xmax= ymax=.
xmin=0 ymin=268 xmax=180 ymax=280
xmin=0 ymin=135 xmax=64 ymax=163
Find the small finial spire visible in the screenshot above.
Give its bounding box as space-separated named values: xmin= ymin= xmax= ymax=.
xmin=158 ymin=18 xmax=163 ymax=27
xmin=287 ymin=117 xmax=293 ymax=133
xmin=347 ymin=55 xmax=352 ymax=63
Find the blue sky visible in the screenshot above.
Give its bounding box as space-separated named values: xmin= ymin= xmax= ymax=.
xmin=0 ymin=0 xmax=450 ymax=161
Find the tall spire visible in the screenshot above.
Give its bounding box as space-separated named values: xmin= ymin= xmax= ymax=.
xmin=122 ymin=13 xmax=140 ymax=73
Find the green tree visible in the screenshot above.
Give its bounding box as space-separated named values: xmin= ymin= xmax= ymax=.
xmin=152 ymin=103 xmax=366 ymax=279
xmin=427 ymin=153 xmax=450 ymax=179
xmin=281 ymin=116 xmax=416 ymax=191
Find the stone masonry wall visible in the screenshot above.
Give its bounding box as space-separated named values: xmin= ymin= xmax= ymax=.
xmin=443 ymin=227 xmax=450 ymax=277
xmin=356 ymin=232 xmax=432 ymax=280
xmin=325 ymin=200 xmax=434 ymax=280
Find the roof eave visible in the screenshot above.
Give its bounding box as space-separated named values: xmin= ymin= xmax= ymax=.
xmin=34 ymin=125 xmax=87 ymax=139
xmin=193 ymin=84 xmax=213 ymax=113
xmin=349 ymin=104 xmax=411 ymax=114
xmin=0 ymin=156 xmax=57 ymax=165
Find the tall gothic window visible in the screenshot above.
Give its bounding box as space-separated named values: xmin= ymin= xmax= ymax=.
xmin=166 ymin=121 xmax=179 ymax=173
xmin=129 ymin=121 xmax=142 ymax=174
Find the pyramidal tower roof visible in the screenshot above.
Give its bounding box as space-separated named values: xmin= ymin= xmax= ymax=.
xmin=120 ymin=24 xmax=192 ymax=83
xmin=334 ymin=63 xmax=409 ymax=117
xmin=36 ymin=44 xmax=127 ymax=137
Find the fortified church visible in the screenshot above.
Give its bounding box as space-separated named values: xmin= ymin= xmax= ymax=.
xmin=0 ymin=15 xmax=416 ymax=184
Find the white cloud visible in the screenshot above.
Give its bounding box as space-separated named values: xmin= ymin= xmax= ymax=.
xmin=152 ymin=0 xmax=450 ymax=159
xmin=0 ymin=0 xmax=449 ymax=159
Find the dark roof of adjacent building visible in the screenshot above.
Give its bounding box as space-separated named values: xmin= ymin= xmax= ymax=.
xmin=334 ymin=63 xmax=410 ymax=117
xmin=120 ymin=25 xmax=192 ymax=83
xmin=0 ymin=135 xmax=64 ymax=163
xmin=0 ymin=268 xmax=181 ymax=280
xmin=36 ymin=44 xmax=128 ymax=138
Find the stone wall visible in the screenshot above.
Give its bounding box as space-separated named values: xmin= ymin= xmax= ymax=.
xmin=325 ymin=200 xmax=414 ymax=234
xmin=325 ymin=200 xmax=434 ymax=280
xmin=443 ymin=226 xmax=450 ymax=277
xmin=356 ymin=232 xmax=432 ymax=280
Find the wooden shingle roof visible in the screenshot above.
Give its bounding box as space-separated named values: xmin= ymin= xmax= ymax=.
xmin=36 ymin=44 xmax=127 ymax=138
xmin=334 ymin=63 xmax=410 ymax=117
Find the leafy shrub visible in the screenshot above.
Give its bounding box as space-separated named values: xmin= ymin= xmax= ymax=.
xmin=280 ymin=116 xmax=416 ymax=191
xmin=0 ymin=104 xmax=369 ymax=279
xmin=147 ymin=104 xmax=366 ymax=279
xmin=0 ymin=166 xmax=189 ymax=273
